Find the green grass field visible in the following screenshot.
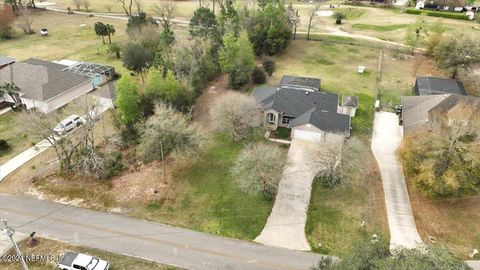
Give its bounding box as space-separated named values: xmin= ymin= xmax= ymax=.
xmin=0 ymin=11 xmax=128 ymax=74
xmin=0 ymin=112 xmax=35 ymax=164
xmin=0 ymin=238 xmax=177 ymax=270
xmin=352 ymin=23 xmax=408 ymax=32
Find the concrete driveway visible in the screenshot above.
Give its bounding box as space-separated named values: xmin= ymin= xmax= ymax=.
xmin=255 ymin=139 xmax=320 ymax=251
xmin=371 ymin=112 xmax=422 ymax=249
xmin=0 ymin=193 xmax=324 ymax=270
xmin=0 ymin=106 xmax=109 ymax=182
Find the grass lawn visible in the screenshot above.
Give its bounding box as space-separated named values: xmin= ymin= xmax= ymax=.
xmin=0 ymin=238 xmax=178 ymax=270
xmin=0 ymin=11 xmax=128 ymax=74
xmin=0 ymin=112 xmax=35 ymax=164
xmin=306 ymin=137 xmax=388 ymax=256
xmin=138 ymin=134 xmax=277 ymax=240
xmin=352 ymin=23 xmax=408 ymax=32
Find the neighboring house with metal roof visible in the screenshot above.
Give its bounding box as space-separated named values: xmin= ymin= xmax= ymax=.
xmin=0 ymin=58 xmax=94 ymax=113
xmin=252 ymin=75 xmax=355 ymax=143
xmin=0 ymin=56 xmax=15 ymax=70
xmin=414 ymin=77 xmax=467 ymax=96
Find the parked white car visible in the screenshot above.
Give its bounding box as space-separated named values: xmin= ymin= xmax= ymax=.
xmin=40 ymin=28 xmax=49 ymax=36
xmin=58 ymin=251 xmax=109 ymax=270
xmin=53 ymin=115 xmax=84 ymax=135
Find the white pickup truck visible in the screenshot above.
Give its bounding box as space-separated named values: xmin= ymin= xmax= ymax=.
xmin=58 ymin=251 xmax=109 ymax=270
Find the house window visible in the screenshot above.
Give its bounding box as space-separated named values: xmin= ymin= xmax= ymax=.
xmin=268 ymin=113 xmax=276 ymax=124
xmin=282 ymin=116 xmax=291 ymax=125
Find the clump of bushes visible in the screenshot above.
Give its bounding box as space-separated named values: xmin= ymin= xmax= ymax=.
xmin=251 ymin=67 xmax=266 ymax=84
xmin=262 ymin=56 xmax=276 ymax=76
xmin=0 ymin=139 xmax=10 ymax=154
xmin=232 ymin=143 xmax=286 ymax=200
xmin=405 ymin=8 xmax=469 ymax=20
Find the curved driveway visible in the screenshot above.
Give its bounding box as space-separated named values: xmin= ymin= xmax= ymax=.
xmin=371 ymin=112 xmax=422 ymax=249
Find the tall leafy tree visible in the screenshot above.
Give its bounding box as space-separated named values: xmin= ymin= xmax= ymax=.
xmin=115 ymin=75 xmax=141 ymax=127
xmin=220 ymin=31 xmax=256 ymax=88
xmin=434 ymin=34 xmax=480 ymax=78
xmin=189 ymin=7 xmax=219 ymax=40
xmin=122 ymin=42 xmax=154 ymax=80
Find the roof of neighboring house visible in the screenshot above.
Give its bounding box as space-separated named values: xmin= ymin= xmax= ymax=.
xmin=90 ymin=82 xmax=117 ymax=100
xmin=0 ymin=56 xmax=15 ymax=67
xmin=279 ymin=75 xmax=321 ymax=91
xmin=433 ymin=0 xmax=466 ymax=7
xmin=401 ymin=94 xmax=451 ymax=133
xmin=415 ymin=77 xmax=467 ymax=96
xmin=429 ymin=94 xmax=480 ymax=118
xmin=342 ymin=96 xmax=359 ymax=108
xmin=253 ymin=86 xmax=350 ymax=134
xmin=0 ymin=58 xmax=91 ymax=102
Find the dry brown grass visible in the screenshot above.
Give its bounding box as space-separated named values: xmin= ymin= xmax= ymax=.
xmin=408 ymin=183 xmax=480 ymax=259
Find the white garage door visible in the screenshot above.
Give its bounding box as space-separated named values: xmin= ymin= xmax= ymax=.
xmin=292 ymin=129 xmax=322 ymax=142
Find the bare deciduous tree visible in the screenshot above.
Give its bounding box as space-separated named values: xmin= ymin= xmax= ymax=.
xmin=307 ymin=4 xmax=321 ymax=41
xmin=117 ymin=0 xmax=133 ymax=16
xmin=309 ymin=139 xmax=344 ymax=188
xmin=152 ymin=0 xmax=177 ymax=30
xmin=71 ymin=0 xmax=82 ymax=10
xmin=209 ymin=92 xmax=262 ymax=141
xmin=19 ymin=97 xmax=102 ymax=175
xmin=232 ymin=143 xmax=286 ymax=199
xmin=104 ymin=3 xmax=114 ymax=12
xmin=82 ymin=0 xmax=91 ymax=11
xmin=134 ymin=0 xmax=143 ymax=14
xmin=17 ymin=7 xmax=34 ymax=35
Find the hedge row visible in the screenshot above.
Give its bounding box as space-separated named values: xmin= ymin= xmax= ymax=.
xmin=405 ymin=8 xmax=470 ymax=20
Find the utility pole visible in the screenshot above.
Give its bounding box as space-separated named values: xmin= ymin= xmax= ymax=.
xmin=1 ymin=219 xmax=29 ymax=270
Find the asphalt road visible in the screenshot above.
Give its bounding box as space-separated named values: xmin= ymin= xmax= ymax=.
xmin=371 ymin=112 xmax=422 ymax=249
xmin=0 ymin=193 xmax=323 ymax=270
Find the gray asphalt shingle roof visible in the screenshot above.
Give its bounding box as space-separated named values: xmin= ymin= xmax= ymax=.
xmin=252 ymin=83 xmax=350 ymax=134
xmin=414 ymin=77 xmax=467 ymax=96
xmin=401 ymin=94 xmax=451 ymax=133
xmin=0 ymin=58 xmax=91 ymax=102
xmin=0 ymin=56 xmax=15 ymax=67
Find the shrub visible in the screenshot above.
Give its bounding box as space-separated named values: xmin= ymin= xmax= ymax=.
xmin=425 ymin=10 xmax=469 ymax=20
xmin=262 ymin=56 xmax=276 ymax=76
xmin=0 ymin=139 xmax=10 ymax=153
xmin=232 ymin=143 xmax=286 ymax=200
xmin=141 ymin=104 xmax=198 ymax=162
xmin=209 ymin=92 xmax=262 ymax=141
xmin=334 ymin=12 xmax=347 ymax=24
xmin=103 ymin=151 xmax=125 ymax=179
xmin=405 ymin=8 xmax=422 ymax=15
xmin=251 ymin=67 xmax=267 ymax=84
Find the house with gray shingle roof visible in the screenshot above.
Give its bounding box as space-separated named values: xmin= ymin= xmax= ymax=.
xmin=252 ymin=75 xmax=355 ymax=142
xmin=414 ymin=77 xmax=467 ymax=96
xmin=0 ymin=58 xmax=93 ymax=113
